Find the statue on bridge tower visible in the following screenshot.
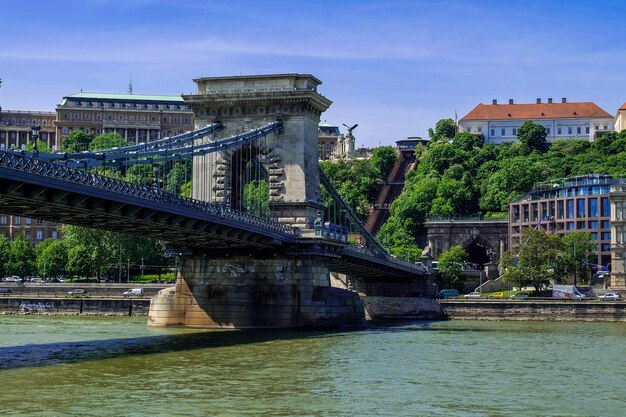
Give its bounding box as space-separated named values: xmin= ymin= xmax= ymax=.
xmin=182 ymin=74 xmax=332 ymax=230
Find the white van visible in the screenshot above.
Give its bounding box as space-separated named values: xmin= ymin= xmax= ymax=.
xmin=123 ymin=288 xmax=144 ymax=297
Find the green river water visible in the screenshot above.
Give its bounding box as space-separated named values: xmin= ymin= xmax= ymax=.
xmin=0 ymin=316 xmax=624 ymax=417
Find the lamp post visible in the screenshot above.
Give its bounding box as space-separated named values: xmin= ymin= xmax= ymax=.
xmin=31 ymin=124 xmax=40 ymax=152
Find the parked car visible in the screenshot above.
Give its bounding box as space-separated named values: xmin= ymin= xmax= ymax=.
xmin=598 ymin=292 xmax=621 ymax=301
xmin=67 ymin=289 xmax=86 ymax=296
xmin=0 ymin=288 xmax=12 ymax=295
xmin=439 ymin=289 xmax=459 ymax=299
xmin=123 ymin=288 xmax=144 ymax=297
xmin=464 ymin=292 xmax=482 ymax=299
xmin=488 ymin=292 xmax=506 ymax=299
xmin=30 ymin=278 xmax=44 ymax=283
xmin=510 ymin=293 xmax=529 ymax=299
xmin=4 ymin=276 xmax=21 ymax=282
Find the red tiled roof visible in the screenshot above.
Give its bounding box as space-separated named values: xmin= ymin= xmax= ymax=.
xmin=460 ymin=102 xmax=612 ymax=121
xmin=619 ymin=102 xmax=626 ymax=111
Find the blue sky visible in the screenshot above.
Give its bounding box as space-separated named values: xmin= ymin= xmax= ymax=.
xmin=1 ymin=0 xmax=626 ymax=147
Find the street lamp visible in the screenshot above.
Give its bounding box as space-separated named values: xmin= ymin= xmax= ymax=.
xmin=31 ymin=125 xmax=40 ymax=151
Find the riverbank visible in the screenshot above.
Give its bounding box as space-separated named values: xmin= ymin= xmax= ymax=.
xmin=0 ymin=296 xmax=150 ymax=316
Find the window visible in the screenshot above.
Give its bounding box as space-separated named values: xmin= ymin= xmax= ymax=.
xmin=568 ymin=127 xmax=572 ymax=134
xmin=73 ymin=114 xmax=79 ymax=120
xmin=96 ymin=114 xmax=101 ymax=120
xmin=602 ymin=231 xmax=611 ymax=240
xmin=466 ymin=126 xmax=471 ymax=132
xmin=589 ymin=220 xmax=598 ymax=229
xmin=163 ymin=117 xmax=168 ymax=123
xmin=567 ymin=222 xmax=575 ymax=230
xmin=512 ymin=128 xmax=517 ymax=135
xmin=589 ymin=198 xmax=598 ymax=217
xmin=591 ymin=232 xmax=598 ymax=241
xmin=576 ymin=127 xmax=581 ymax=134
xmin=586 ymin=126 xmax=590 ymax=134
xmin=14 ymin=216 xmax=21 ymax=225
xmin=601 ymin=198 xmax=610 ymax=216
xmin=558 ymin=127 xmax=562 ymax=135
xmin=547 ymin=127 xmax=551 ymax=135
xmin=490 ymin=128 xmax=495 ymax=136
xmin=601 ymin=243 xmax=611 ymax=252
xmin=63 ymin=114 xmax=69 ymax=120
xmin=85 ymin=128 xmax=90 ymax=134
xmin=477 ymin=126 xmax=482 ymax=133
xmin=532 ymin=203 xmax=538 ymax=221
xmin=62 ymin=127 xmax=68 ymax=134
xmin=523 ymin=205 xmax=529 ymax=222
xmin=36 ymin=230 xmax=43 ymax=240
xmin=173 ymin=117 xmax=178 ymax=123
xmin=513 ymin=206 xmax=520 ymax=223
xmin=602 ymin=220 xmax=610 ymax=229
xmin=51 ymin=231 xmax=58 ymax=240
xmin=577 ymin=221 xmax=586 ymax=229
xmin=567 ymin=199 xmax=575 ymax=219
xmin=0 ymin=215 xmax=6 ymax=225
xmin=577 ymin=199 xmax=585 ymax=217
xmin=25 ymin=217 xmax=31 ymax=225
xmin=85 ymin=114 xmax=91 ymax=120
xmin=604 ymin=125 xmax=608 ymax=130
xmin=501 ymin=128 xmax=505 ymax=136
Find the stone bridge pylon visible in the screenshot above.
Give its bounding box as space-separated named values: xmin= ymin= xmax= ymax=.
xmin=148 ymin=74 xmax=365 ymax=329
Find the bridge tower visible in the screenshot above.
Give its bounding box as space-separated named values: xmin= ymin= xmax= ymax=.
xmin=183 ymin=74 xmax=331 ymax=229
xmin=148 ymin=74 xmax=365 ymax=328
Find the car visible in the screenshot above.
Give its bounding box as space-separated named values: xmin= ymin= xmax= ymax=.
xmin=4 ymin=276 xmax=21 ymax=282
xmin=0 ymin=288 xmax=12 ymax=295
xmin=598 ymin=292 xmax=621 ymax=301
xmin=123 ymin=288 xmax=144 ymax=297
xmin=464 ymin=292 xmax=482 ymax=299
xmin=30 ymin=278 xmax=44 ymax=283
xmin=488 ymin=292 xmax=506 ymax=299
xmin=67 ymin=289 xmax=86 ymax=296
xmin=439 ymin=289 xmax=460 ymax=298
xmin=510 ymin=293 xmax=529 ymax=299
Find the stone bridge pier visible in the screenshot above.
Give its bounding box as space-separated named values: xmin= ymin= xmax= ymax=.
xmin=148 ymin=248 xmax=364 ymax=328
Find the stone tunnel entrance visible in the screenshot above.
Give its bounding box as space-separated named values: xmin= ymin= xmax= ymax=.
xmin=465 ymin=241 xmax=491 ymax=267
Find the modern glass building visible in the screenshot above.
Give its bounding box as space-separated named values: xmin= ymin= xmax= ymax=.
xmin=508 ymin=174 xmax=625 ymax=269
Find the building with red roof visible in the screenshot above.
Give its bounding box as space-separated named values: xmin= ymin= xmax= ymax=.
xmin=459 ymin=98 xmax=613 ymax=144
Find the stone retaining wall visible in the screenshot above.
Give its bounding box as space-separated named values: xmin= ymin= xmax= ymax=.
xmin=362 ymin=296 xmax=444 ymax=320
xmin=0 ymin=297 xmax=151 ymax=316
xmin=440 ymin=300 xmax=626 ymax=322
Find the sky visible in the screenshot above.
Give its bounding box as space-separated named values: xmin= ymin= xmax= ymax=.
xmin=1 ymin=0 xmax=626 ymax=147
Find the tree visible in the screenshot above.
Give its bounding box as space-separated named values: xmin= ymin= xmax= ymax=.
xmin=67 ymin=245 xmax=93 ymax=277
xmin=453 ymin=132 xmax=483 ymax=152
xmin=428 ymin=118 xmax=456 ymax=142
xmin=89 ymin=132 xmax=129 ymax=151
xmin=437 ymin=245 xmax=468 ymax=288
xmin=371 ymin=146 xmax=398 ymax=180
xmin=61 ymin=130 xmax=94 ymax=153
xmin=517 ymin=121 xmax=548 ymax=152
xmin=556 ymin=232 xmax=596 ymax=285
xmin=0 ymin=235 xmax=10 ymax=277
xmin=6 ymin=235 xmax=36 ymax=277
xmin=243 ymin=179 xmax=270 ymax=218
xmin=500 ymin=227 xmax=560 ymax=292
xmin=36 ymin=239 xmax=68 ymax=278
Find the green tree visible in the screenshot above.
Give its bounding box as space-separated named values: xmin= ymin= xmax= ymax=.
xmin=556 ymin=232 xmax=596 ymax=284
xmin=243 ymin=179 xmax=270 ymax=218
xmin=371 ymin=146 xmax=398 ymax=180
xmin=517 ymin=121 xmax=548 ymax=152
xmin=6 ymin=235 xmax=36 ymax=277
xmin=67 ymin=245 xmax=93 ymax=277
xmin=36 ymin=239 xmax=68 ymax=278
xmin=61 ymin=130 xmax=94 ymax=153
xmin=0 ymin=235 xmax=10 ymax=277
xmin=428 ymin=118 xmax=456 ymax=142
xmin=25 ymin=140 xmax=52 ymax=153
xmin=89 ymin=132 xmax=130 ymax=151
xmin=453 ymin=132 xmax=483 ymax=152
xmin=479 ymin=157 xmax=542 ymax=212
xmin=501 ymin=227 xmax=560 ymax=292
xmin=437 ymin=245 xmax=468 ymax=288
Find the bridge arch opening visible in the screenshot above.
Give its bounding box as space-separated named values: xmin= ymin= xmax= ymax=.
xmin=465 ymin=241 xmax=490 ymax=267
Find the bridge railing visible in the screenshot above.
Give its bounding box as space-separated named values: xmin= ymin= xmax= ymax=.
xmin=344 ymin=244 xmax=426 ymax=272
xmin=0 ymin=151 xmax=300 ymax=237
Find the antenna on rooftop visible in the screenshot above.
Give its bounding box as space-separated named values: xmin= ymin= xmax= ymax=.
xmin=128 ymin=72 xmax=133 ymax=95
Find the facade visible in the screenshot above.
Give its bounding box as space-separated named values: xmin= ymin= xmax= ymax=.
xmin=0 ymin=110 xmax=56 ymax=150
xmin=614 ymin=102 xmax=626 ymax=132
xmin=459 ymin=98 xmax=613 ymax=144
xmin=609 ymin=184 xmax=626 ymax=288
xmin=508 ymin=175 xmax=619 ymax=269
xmin=318 ymin=121 xmax=340 ymax=160
xmin=55 ymin=92 xmax=194 ymax=146
xmin=0 ymin=214 xmax=60 ymax=244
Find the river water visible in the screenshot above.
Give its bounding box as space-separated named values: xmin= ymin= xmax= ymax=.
xmin=0 ymin=316 xmax=624 ymax=417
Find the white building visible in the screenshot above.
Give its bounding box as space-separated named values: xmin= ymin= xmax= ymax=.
xmin=459 ymin=98 xmax=613 ymax=145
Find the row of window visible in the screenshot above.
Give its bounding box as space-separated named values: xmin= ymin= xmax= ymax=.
xmin=0 ymin=132 xmax=55 ymax=140
xmin=0 ymin=118 xmax=51 ymax=126
xmin=512 ymin=198 xmax=611 ymax=223
xmin=61 ymin=113 xmax=190 ymax=124
xmin=465 ymin=124 xmax=611 ymax=136
xmin=69 ymin=101 xmax=190 ymax=111
xmin=60 ymin=127 xmax=178 ymax=138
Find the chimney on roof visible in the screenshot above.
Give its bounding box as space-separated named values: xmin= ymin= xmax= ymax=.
xmin=509 ymin=99 xmax=514 ymax=105
xmin=492 ymin=99 xmax=498 ymax=105
xmin=536 ymin=98 xmax=541 ymax=104
xmin=548 ymin=98 xmax=553 ymax=104
xmin=562 ymin=97 xmax=567 ymax=103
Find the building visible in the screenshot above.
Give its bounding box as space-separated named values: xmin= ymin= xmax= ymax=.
xmin=55 ymin=92 xmax=194 ymax=145
xmin=0 ymin=214 xmax=60 ymax=244
xmin=614 ymin=102 xmax=626 ymax=132
xmin=459 ymin=98 xmax=613 ymax=144
xmin=508 ymin=174 xmax=619 ymax=269
xmin=318 ymin=121 xmax=340 ymax=160
xmin=609 ymin=184 xmax=626 ymax=289
xmin=0 ymin=109 xmax=56 ymax=151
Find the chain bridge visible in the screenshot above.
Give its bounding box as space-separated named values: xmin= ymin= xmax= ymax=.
xmin=0 ymin=74 xmax=427 ymax=328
